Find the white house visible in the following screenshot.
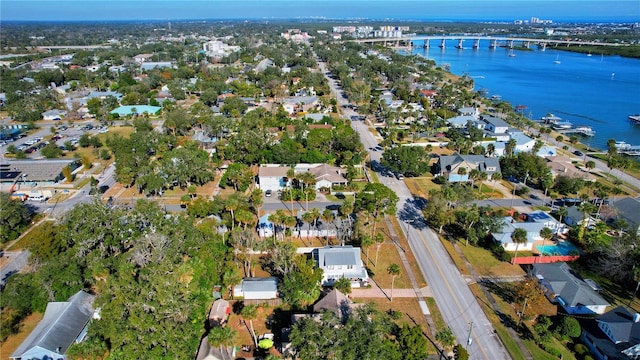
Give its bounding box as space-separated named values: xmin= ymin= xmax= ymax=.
xmin=308 ymin=164 xmax=348 ymax=191
xmin=510 ymin=132 xmax=536 ymax=153
xmin=533 ymin=263 xmax=610 ymax=315
xmin=42 ymin=109 xmax=67 ymax=121
xmin=313 ymin=246 xmax=369 ymax=287
xmin=257 ymin=165 xmax=290 ymax=192
xmin=233 ymin=277 xmax=279 ymax=300
xmin=491 ymin=217 xmax=548 ymax=251
xmin=482 ymin=115 xmax=510 ymax=134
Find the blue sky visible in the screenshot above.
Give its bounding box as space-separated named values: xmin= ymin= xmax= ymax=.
xmin=2 ymin=1 xmax=639 ymax=22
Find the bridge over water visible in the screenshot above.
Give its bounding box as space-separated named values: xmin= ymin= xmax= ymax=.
xmin=355 ymin=36 xmax=624 ymax=50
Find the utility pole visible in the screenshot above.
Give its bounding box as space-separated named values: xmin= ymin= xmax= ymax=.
xmin=466 ymin=322 xmax=473 ymax=348
xmin=518 ymin=297 xmax=528 ymax=328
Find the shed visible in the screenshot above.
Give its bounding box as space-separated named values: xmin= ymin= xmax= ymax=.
xmin=208 ymin=299 xmax=230 ymax=327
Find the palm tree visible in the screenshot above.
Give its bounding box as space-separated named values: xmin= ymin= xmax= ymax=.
xmin=284 ymin=215 xmax=297 ymax=240
xmin=556 ymin=206 xmax=568 ymax=232
xmin=240 ymin=304 xmax=259 ymax=347
xmin=321 ymin=209 xmax=334 ymax=243
xmin=225 ymin=195 xmax=239 ymax=231
xmin=511 ymin=227 xmax=528 ymax=265
xmin=539 ymin=227 xmax=554 ymax=257
xmin=387 ymin=263 xmax=401 ymax=302
xmin=629 ymin=266 xmax=640 ymax=307
xmin=302 ymin=211 xmax=314 ymax=241
xmin=298 ymin=171 xmax=317 ymax=211
xmin=286 ymin=167 xmax=297 ymax=215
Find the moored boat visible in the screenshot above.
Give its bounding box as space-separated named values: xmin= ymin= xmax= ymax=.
xmin=629 ymin=114 xmax=640 ymax=124
xmin=569 ymin=126 xmax=596 ymax=136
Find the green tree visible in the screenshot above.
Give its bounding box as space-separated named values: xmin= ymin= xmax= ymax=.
xmin=387 ymin=263 xmax=401 ymax=302
xmin=41 ymin=142 xmax=63 ymax=158
xmin=435 ymin=327 xmax=456 ymax=350
xmin=397 ymin=324 xmax=428 ymax=360
xmin=280 ymin=256 xmax=323 ymax=309
xmin=555 ymin=316 xmax=581 ymax=339
xmin=539 ymin=227 xmax=554 ymax=253
xmin=380 ymin=146 xmax=430 ymax=177
xmin=334 ymin=276 xmax=352 ymax=295
xmin=454 ymin=344 xmax=469 ymax=360
xmin=0 ymin=193 xmax=33 ymax=243
xmin=511 ymin=227 xmax=528 ymax=264
xmin=240 ymin=304 xmax=259 ymax=347
xmin=355 ymin=183 xmax=399 ymax=238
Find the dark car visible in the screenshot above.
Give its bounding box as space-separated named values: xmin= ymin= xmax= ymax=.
xmin=25 ymin=147 xmax=36 ymax=153
xmin=574 ymin=150 xmax=584 ymax=156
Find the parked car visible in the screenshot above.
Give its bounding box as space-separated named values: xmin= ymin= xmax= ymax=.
xmin=265 ymin=189 xmax=272 ymax=197
xmin=574 ymin=150 xmax=584 ymax=156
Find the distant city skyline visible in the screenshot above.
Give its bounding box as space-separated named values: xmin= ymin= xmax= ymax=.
xmin=2 ymin=0 xmax=639 ymax=22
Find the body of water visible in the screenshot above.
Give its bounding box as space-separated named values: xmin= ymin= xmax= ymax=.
xmin=406 ymin=39 xmax=640 ymax=150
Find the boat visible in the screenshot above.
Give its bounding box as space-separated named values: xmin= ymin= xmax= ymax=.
xmin=552 ymin=121 xmax=573 ymax=130
xmin=508 ymin=50 xmax=516 ymax=57
xmin=569 ymin=126 xmax=596 ymax=136
xmin=490 ymin=95 xmax=502 ymax=101
xmin=541 ymin=114 xmax=563 ymax=124
xmin=554 ymin=55 xmax=561 ymax=64
xmin=629 ymin=114 xmax=640 ymax=124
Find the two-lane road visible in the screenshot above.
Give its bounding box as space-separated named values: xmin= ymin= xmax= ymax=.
xmin=317 ymin=56 xmax=510 ymax=359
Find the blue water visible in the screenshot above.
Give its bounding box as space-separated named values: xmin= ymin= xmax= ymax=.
xmin=405 ymin=40 xmax=640 ymax=150
xmin=536 ymin=241 xmax=580 ymax=256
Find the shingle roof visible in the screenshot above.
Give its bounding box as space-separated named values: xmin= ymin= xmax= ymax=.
xmin=317 ymin=246 xmax=359 ymax=267
xmin=612 ymin=197 xmax=640 ymax=228
xmin=438 ymin=154 xmax=501 ymax=175
xmin=533 ymin=263 xmax=609 ymax=308
xmin=11 ymin=291 xmax=95 ymax=359
xmin=597 ymin=306 xmax=640 ymax=344
xmin=312 ymin=289 xmax=362 ymax=319
xmin=258 ymin=166 xmax=290 ymax=177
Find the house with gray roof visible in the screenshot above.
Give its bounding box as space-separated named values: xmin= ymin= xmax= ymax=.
xmin=609 ymin=197 xmax=640 ymax=235
xmin=481 ymin=115 xmax=510 ymax=134
xmin=1 ymin=159 xmax=81 ymax=187
xmin=312 ymin=289 xmax=364 ymax=321
xmin=532 ymin=262 xmax=610 ymax=315
xmin=313 ymin=246 xmax=369 ymax=287
xmin=11 ymin=291 xmax=96 ymax=360
xmin=492 ymin=216 xmax=548 ymax=251
xmin=435 ymin=154 xmax=501 ymax=182
xmin=233 ymin=277 xmax=279 ymax=300
xmin=581 ymin=306 xmax=640 ymax=360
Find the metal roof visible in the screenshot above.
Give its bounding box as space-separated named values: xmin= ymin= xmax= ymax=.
xmin=11 ymin=291 xmax=95 ymax=359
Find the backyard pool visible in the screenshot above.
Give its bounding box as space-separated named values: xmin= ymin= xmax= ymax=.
xmin=536 ymin=241 xmax=581 ymax=256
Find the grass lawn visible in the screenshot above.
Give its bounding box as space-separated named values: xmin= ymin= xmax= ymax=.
xmin=458 ymin=244 xmax=526 ymax=278
xmin=523 ymin=339 xmax=577 ymax=360
xmin=387 ymin=218 xmax=427 ymax=288
xmin=324 ymin=193 xmax=354 ymax=203
xmin=1 ymin=312 xmax=44 ymax=359
xmin=404 ymin=176 xmax=440 ymax=199
xmin=363 ymin=243 xmax=411 ymax=289
xmin=440 ymin=240 xmax=471 ymax=276
xmin=469 ymin=284 xmax=527 ymax=360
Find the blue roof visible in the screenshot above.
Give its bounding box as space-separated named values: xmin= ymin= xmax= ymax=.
xmin=110 ymin=105 xmax=161 ymax=116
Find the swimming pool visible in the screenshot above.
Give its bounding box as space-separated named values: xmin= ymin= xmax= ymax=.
xmin=536 ymin=241 xmax=581 ymax=256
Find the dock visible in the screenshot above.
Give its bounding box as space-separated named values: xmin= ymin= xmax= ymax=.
xmin=616 ymin=142 xmax=640 ymax=156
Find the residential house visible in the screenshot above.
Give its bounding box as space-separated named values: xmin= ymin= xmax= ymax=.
xmin=435 ymin=154 xmax=501 ymax=182
xmin=133 ymin=53 xmax=153 ymax=63
xmin=257 ymin=165 xmax=290 ymax=192
xmin=254 ymin=58 xmax=274 ymax=73
xmin=446 ymin=115 xmax=477 ymax=129
xmin=313 ymin=246 xmax=369 ymax=287
xmin=140 ymin=61 xmax=173 ymax=71
xmin=257 ymin=214 xmax=275 ymax=238
xmin=532 ymin=262 xmax=610 ymax=315
xmin=545 ymin=155 xmax=597 ymax=181
xmin=581 ymin=305 xmax=640 ymax=360
xmin=482 ymin=115 xmax=510 ymax=134
xmin=11 ymin=291 xmax=96 ymax=360
xmin=282 ymin=96 xmax=319 ymax=114
xmin=0 ymin=159 xmax=81 ymax=188
xmin=458 ymin=107 xmax=479 ymax=117
xmin=492 ymin=216 xmax=548 ymax=251
xmin=195 ymin=338 xmax=235 ymax=360
xmin=207 ymin=299 xmax=230 ymax=328
xmin=312 ymin=289 xmax=364 ymax=321
xmin=42 ymin=109 xmax=67 ymax=121
xmin=233 ymin=277 xmax=279 ymax=300
xmin=510 ymin=132 xmax=536 ymax=154
xmin=608 ymin=197 xmax=640 ymax=235
xmin=524 ymin=210 xmax=566 ymax=234
xmin=308 ymin=164 xmax=348 ymax=191
xmin=565 ymin=205 xmax=598 ymax=228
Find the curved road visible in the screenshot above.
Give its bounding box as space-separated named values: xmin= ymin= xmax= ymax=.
xmin=317 ymin=56 xmax=510 ymax=359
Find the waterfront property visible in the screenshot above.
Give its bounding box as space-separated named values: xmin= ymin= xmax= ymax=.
xmin=580 ymin=305 xmax=640 ymax=360
xmin=532 ymin=262 xmax=609 ymax=315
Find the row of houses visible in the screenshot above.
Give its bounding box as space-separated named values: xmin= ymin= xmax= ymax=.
xmin=532 ymin=262 xmax=640 ymax=360
xmin=257 ymin=163 xmax=348 ymax=192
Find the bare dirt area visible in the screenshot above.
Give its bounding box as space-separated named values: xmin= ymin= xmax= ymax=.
xmin=0 ymin=312 xmax=44 ymax=360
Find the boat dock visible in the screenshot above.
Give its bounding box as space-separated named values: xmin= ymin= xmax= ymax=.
xmin=559 ymin=126 xmax=596 ymax=137
xmin=616 ymin=141 xmax=640 ymax=156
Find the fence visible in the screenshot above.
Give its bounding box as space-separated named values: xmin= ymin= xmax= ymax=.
xmin=511 ymin=255 xmax=580 ymax=265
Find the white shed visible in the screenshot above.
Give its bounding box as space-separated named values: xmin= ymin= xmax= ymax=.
xmin=233 ymin=277 xmax=279 ymax=300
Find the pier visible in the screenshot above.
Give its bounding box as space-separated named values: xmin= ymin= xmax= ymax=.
xmin=616 ymin=142 xmax=640 ymax=156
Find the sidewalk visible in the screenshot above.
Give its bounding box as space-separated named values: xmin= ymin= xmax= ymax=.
xmin=351 ymin=286 xmax=426 ymax=298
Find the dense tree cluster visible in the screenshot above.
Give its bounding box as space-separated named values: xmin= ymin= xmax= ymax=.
xmin=1 ymin=201 xmax=231 ymax=358
xmin=289 ymin=305 xmax=428 ymax=360
xmin=0 ymin=193 xmax=33 ymax=244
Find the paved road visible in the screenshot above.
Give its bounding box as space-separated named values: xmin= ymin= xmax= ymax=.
xmin=0 ymin=250 xmax=31 ymax=288
xmin=317 ymin=56 xmax=510 ymax=359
